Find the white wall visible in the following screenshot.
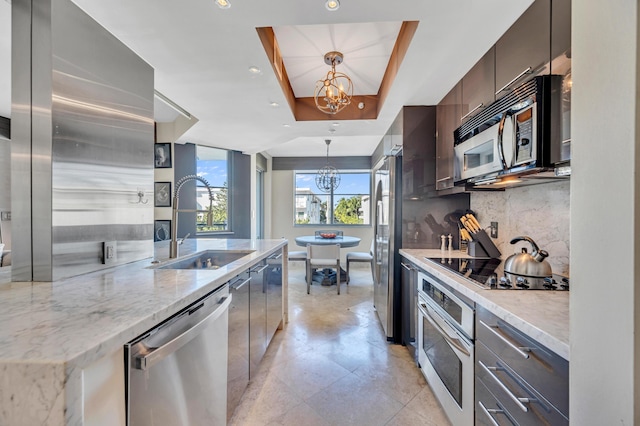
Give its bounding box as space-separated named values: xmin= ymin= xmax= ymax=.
xmin=471 ymin=180 xmax=570 ymax=275
xmin=571 ymin=1 xmax=639 ymax=424
xmin=271 ymin=170 xmax=374 ymax=262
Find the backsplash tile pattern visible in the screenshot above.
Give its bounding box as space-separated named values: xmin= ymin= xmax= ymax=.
xmin=470 ymin=180 xmax=570 ymax=275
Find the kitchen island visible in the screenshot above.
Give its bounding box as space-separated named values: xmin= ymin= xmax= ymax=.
xmin=401 ymin=248 xmax=569 ymax=360
xmin=0 ymin=238 xmax=288 ymax=426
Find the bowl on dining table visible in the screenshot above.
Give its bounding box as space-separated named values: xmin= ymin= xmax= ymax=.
xmin=319 ymin=233 xmax=336 ymax=239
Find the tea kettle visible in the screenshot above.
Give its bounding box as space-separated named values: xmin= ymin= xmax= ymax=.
xmin=504 ymin=236 xmax=552 ymax=277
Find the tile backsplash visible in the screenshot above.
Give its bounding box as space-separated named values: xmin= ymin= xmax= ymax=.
xmin=470 ymin=180 xmax=570 ymax=276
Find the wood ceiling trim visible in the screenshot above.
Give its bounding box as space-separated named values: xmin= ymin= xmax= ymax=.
xmin=256 ymin=21 xmax=418 ymax=122
xmin=376 ymin=21 xmax=419 ymax=116
xmin=255 ymin=27 xmax=297 ymax=115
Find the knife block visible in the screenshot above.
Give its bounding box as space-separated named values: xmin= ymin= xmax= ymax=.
xmin=470 ymin=229 xmax=501 ymax=258
xmin=468 ymin=241 xmax=489 ymax=257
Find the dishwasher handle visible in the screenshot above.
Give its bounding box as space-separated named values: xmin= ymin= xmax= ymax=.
xmin=134 ymin=294 xmax=232 ymax=371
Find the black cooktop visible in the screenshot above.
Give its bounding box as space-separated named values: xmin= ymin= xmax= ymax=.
xmin=425 ymin=256 xmax=570 ymax=290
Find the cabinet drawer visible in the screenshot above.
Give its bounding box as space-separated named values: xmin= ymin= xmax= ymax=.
xmin=476 ymin=305 xmax=568 ymax=417
xmin=476 ymin=376 xmax=517 ymax=426
xmin=477 ymin=341 xmax=568 ymax=425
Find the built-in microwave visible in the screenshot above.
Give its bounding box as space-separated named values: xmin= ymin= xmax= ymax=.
xmin=453 ymin=75 xmax=566 ymax=186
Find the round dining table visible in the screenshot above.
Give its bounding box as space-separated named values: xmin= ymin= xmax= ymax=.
xmin=294 ymin=235 xmax=361 ymax=248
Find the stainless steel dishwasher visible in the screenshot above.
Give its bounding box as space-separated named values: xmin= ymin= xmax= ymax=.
xmin=125 ymin=284 xmax=231 ymax=426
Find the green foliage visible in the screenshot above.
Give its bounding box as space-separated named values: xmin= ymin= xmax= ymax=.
xmin=211 ymin=182 xmax=228 ymax=225
xmin=198 ymin=182 xmax=228 ymax=232
xmin=334 ymin=196 xmax=363 ymax=224
xmin=319 ymin=201 xmax=327 ymax=224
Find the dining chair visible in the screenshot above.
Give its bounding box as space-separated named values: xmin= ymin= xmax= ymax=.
xmin=306 ymin=243 xmax=341 ymax=294
xmin=287 ymin=249 xmax=307 ymax=262
xmin=346 ymin=239 xmax=374 ymax=284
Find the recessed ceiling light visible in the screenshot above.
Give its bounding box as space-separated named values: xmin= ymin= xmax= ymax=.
xmin=283 ymin=124 xmax=291 ymax=128
xmin=248 ymin=66 xmax=261 ymax=74
xmin=215 ymin=0 xmax=231 ymax=9
xmin=325 ymin=0 xmax=340 ymax=11
xmin=270 ymin=102 xmax=280 ymax=107
xmin=332 ymin=122 xmax=340 ymax=127
xmin=328 ymin=128 xmax=336 ymax=133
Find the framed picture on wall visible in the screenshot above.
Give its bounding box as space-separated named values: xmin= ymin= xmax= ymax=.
xmin=154 ymin=220 xmax=171 ymax=242
xmin=154 ymin=142 xmax=172 ymax=168
xmin=154 ymin=182 xmax=172 ymax=207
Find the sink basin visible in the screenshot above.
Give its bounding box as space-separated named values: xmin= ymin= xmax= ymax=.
xmin=153 ymin=250 xmax=255 ymax=270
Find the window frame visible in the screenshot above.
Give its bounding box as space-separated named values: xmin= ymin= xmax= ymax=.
xmin=195 ymin=146 xmax=232 ymax=235
xmin=293 ymin=169 xmax=372 ymax=227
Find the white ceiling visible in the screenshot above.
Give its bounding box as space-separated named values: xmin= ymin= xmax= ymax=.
xmin=0 ymin=0 xmax=533 ymax=158
xmin=273 ymin=21 xmax=402 ymax=97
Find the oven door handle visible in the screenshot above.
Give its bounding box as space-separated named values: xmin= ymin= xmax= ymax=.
xmin=418 ymin=301 xmax=471 ymax=357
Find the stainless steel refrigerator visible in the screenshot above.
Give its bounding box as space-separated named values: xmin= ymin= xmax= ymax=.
xmin=373 ymin=155 xmax=402 ymax=342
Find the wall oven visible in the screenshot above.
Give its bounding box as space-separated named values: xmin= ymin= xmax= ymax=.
xmin=417 ymin=270 xmax=474 ymax=426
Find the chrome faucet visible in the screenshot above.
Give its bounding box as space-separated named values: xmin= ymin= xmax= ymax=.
xmin=170 ymin=175 xmax=214 ymax=258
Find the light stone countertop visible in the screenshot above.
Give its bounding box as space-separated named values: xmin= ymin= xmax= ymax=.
xmin=0 ymin=238 xmax=287 ymax=426
xmin=400 ymin=248 xmax=569 ymax=361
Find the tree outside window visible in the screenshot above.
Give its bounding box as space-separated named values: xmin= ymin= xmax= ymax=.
xmin=196 ymin=146 xmax=229 ymax=233
xmin=294 ymin=171 xmax=371 ymax=226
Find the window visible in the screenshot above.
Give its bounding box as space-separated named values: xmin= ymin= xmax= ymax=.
xmin=196 ymin=146 xmax=229 ymax=233
xmin=294 ymin=171 xmax=371 ymax=226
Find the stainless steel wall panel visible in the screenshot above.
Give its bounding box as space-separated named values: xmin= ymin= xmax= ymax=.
xmin=12 ymin=0 xmax=155 ymax=281
xmin=11 ymin=0 xmax=33 ymax=281
xmin=31 ymin=0 xmax=54 ymax=281
xmin=48 ymin=0 xmax=154 ymax=280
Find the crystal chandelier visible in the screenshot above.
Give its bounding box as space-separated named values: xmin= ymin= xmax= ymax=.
xmin=314 ymin=51 xmax=353 ymax=115
xmin=316 ymin=139 xmax=341 ymax=193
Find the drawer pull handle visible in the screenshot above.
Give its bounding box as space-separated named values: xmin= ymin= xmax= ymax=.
xmin=435 ymin=176 xmax=452 ymax=183
xmin=479 ymin=320 xmax=530 ymax=359
xmin=495 ymin=67 xmax=533 ymax=95
xmin=478 ymin=401 xmax=508 ymax=426
xmin=479 ymin=360 xmax=532 ymax=412
xmin=400 ymin=262 xmax=413 ymax=271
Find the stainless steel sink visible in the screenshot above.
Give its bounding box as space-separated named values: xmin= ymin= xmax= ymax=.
xmin=152 ymin=250 xmax=254 ymax=270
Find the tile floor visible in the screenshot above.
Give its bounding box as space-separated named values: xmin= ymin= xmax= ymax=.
xmin=229 ymin=263 xmax=452 ymax=426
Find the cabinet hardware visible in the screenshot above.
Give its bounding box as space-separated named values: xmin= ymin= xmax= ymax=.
xmin=479 ymin=319 xmax=530 ymax=358
xmin=436 ymin=176 xmax=452 ymax=183
xmin=231 ymin=277 xmax=251 ymax=290
xmin=461 ymin=103 xmax=484 ymax=121
xmin=495 ymin=67 xmax=532 ymax=95
xmin=400 ymin=262 xmax=414 ymax=271
xmin=479 ymin=360 xmax=531 ymax=412
xmin=478 ymin=401 xmax=505 ymax=426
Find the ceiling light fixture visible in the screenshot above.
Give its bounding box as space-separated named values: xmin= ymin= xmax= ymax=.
xmin=316 ymin=139 xmax=341 ymax=193
xmin=270 ymin=101 xmax=280 ymax=107
xmin=325 ymin=0 xmax=340 ymax=11
xmin=215 ymin=0 xmax=231 ymax=9
xmin=248 ymin=66 xmax=261 ymax=74
xmin=314 ymin=51 xmax=353 ymax=115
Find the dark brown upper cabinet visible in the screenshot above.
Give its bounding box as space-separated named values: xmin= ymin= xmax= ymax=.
xmin=461 ymin=47 xmax=496 ymax=124
xmin=436 ymin=83 xmax=462 ymax=191
xmin=494 ymin=0 xmax=551 ymax=97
